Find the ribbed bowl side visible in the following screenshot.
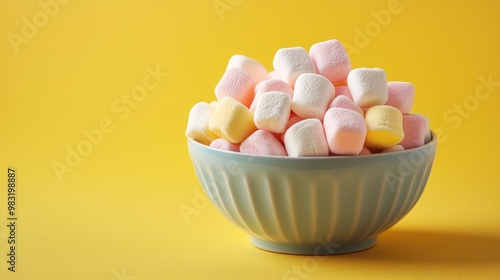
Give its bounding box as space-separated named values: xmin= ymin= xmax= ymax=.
xmin=188 ymin=136 xmax=437 ymax=246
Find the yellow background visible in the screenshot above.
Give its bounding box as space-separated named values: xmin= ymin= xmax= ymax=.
xmin=1 ymin=0 xmax=499 ymax=279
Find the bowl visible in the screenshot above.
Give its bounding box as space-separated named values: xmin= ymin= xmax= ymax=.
xmin=187 ymin=132 xmax=437 ymax=255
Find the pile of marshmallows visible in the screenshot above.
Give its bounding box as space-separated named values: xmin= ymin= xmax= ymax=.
xmin=186 ymin=39 xmax=430 ymax=157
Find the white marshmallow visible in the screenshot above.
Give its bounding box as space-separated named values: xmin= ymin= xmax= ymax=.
xmin=185 ymin=102 xmax=218 ymax=145
xmin=284 ymin=119 xmax=329 ymax=157
xmin=272 ymin=47 xmax=317 ymax=86
xmin=347 ymin=68 xmax=388 ymax=107
xmin=254 ymin=91 xmax=291 ymax=133
xmin=292 ymin=73 xmax=335 ymax=120
xmin=227 ymin=55 xmax=268 ymax=84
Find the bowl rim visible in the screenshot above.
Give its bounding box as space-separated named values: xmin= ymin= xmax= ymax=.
xmin=188 ymin=130 xmax=437 ymax=161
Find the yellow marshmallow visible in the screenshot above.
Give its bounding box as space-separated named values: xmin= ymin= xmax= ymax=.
xmin=209 ymin=97 xmax=257 ymax=144
xmin=364 ymin=105 xmax=404 ymax=149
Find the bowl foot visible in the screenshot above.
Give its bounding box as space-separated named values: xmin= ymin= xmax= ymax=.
xmin=250 ymin=237 xmax=377 ymax=255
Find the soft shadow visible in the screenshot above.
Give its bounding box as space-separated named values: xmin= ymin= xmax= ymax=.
xmin=344 ymin=229 xmax=500 ymax=264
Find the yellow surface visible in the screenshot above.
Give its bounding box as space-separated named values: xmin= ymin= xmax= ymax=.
xmin=0 ymin=0 xmax=499 ymax=279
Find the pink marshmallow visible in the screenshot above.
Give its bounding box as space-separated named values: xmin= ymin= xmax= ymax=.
xmin=268 ymin=71 xmax=278 ymax=79
xmin=399 ymin=114 xmax=429 ymax=149
xmin=359 ymin=147 xmax=372 ymax=155
xmin=227 ymin=54 xmax=268 ymax=84
xmin=209 ymin=138 xmax=240 ymax=152
xmin=240 ymin=130 xmax=287 ymax=156
xmin=215 ymin=67 xmax=254 ymax=108
xmin=310 ymin=39 xmax=351 ymax=84
xmin=323 ymin=107 xmax=367 ymax=155
xmin=255 ymin=78 xmax=294 ymax=96
xmin=328 ymin=95 xmax=364 ymax=116
xmin=385 ymin=82 xmax=415 ymax=114
xmin=333 ymin=86 xmax=353 ymax=101
xmin=250 ymin=79 xmax=294 ymax=111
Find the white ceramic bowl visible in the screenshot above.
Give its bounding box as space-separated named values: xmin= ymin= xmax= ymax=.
xmin=188 ymin=132 xmax=437 ymax=255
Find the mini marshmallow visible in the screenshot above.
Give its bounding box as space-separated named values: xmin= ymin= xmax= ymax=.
xmin=328 ymin=95 xmax=364 ymax=116
xmin=385 ymin=82 xmax=415 ymax=114
xmin=284 ymin=119 xmax=329 ymax=157
xmin=347 ymin=68 xmax=388 ymax=107
xmin=209 ymin=138 xmax=240 ymax=152
xmin=268 ymin=70 xmax=279 ymax=79
xmin=209 ymin=97 xmax=257 ymax=144
xmin=292 ymin=73 xmax=335 ymax=119
xmin=240 ymin=130 xmax=287 ymax=156
xmin=227 ymin=54 xmax=268 ymax=84
xmin=310 ymin=39 xmax=351 ymax=84
xmin=250 ymin=79 xmax=294 ymax=111
xmin=254 ymin=91 xmax=291 ymax=133
xmin=273 ymin=47 xmax=317 ymax=86
xmin=323 ymin=107 xmax=366 ymax=155
xmin=185 ymin=102 xmax=219 ymax=145
xmin=399 ymin=114 xmax=429 ymax=149
xmin=364 ymin=105 xmax=404 ymax=149
xmin=215 ymin=67 xmax=254 ymax=108
xmin=382 ymin=145 xmax=405 ymax=153
xmin=334 ymin=86 xmax=353 ymax=100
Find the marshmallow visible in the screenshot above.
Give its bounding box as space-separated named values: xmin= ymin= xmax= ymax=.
xmin=273 ymin=47 xmax=317 ymax=86
xmin=227 ymin=55 xmax=268 ymax=84
xmin=255 ymin=78 xmax=294 ymax=97
xmin=334 ymin=85 xmax=353 ymax=100
xmin=359 ymin=147 xmax=372 ymax=155
xmin=215 ymin=67 xmax=254 ymax=108
xmin=382 ymin=145 xmax=405 ymax=153
xmin=365 ymin=105 xmax=404 ymax=149
xmin=186 ymin=102 xmax=219 ymax=145
xmin=209 ymin=138 xmax=240 ymax=152
xmin=292 ymin=73 xmax=335 ymax=119
xmin=347 ymin=68 xmax=388 ymax=107
xmin=323 ymin=107 xmax=366 ymax=155
xmin=254 ymin=91 xmax=291 ymax=133
xmin=240 ymin=130 xmax=287 ymax=156
xmin=250 ymin=79 xmax=294 ymax=111
xmin=328 ymin=95 xmax=364 ymax=116
xmin=385 ymin=82 xmax=415 ymax=114
xmin=268 ymin=70 xmax=279 ymax=79
xmin=399 ymin=114 xmax=429 ymax=149
xmin=209 ymin=97 xmax=257 ymax=144
xmin=284 ymin=119 xmax=329 ymax=157
xmin=310 ymin=39 xmax=351 ymax=84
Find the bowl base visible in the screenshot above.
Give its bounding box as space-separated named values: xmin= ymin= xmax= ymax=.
xmin=250 ymin=237 xmax=377 ymax=255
